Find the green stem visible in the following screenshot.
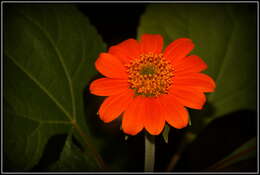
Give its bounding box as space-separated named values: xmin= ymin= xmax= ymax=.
xmin=144 ymin=132 xmax=155 ymax=172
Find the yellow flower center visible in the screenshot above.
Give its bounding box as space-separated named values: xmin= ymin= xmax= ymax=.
xmin=126 ymin=53 xmax=174 ymax=97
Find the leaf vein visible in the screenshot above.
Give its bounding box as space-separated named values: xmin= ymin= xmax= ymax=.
xmin=5 ymin=53 xmax=72 ymax=121
xmin=9 ymin=110 xmax=72 ymax=125
xmin=16 ymin=9 xmax=77 ymax=120
xmin=209 ymin=23 xmax=235 ymax=101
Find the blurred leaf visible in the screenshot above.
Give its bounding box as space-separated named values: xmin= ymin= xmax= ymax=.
xmin=206 ymin=137 xmax=256 ymax=170
xmin=49 ymin=134 xmax=99 ymax=171
xmin=138 ymin=4 xmax=257 ymax=133
xmin=4 ymin=4 xmax=105 ymax=171
xmin=162 ymin=124 xmax=170 ymax=144
xmin=125 ymin=135 xmax=129 ymax=141
xmin=211 ymin=158 xmax=257 ymax=172
xmin=173 ymin=110 xmax=256 ymax=171
xmin=165 ymin=131 xmax=197 ymax=171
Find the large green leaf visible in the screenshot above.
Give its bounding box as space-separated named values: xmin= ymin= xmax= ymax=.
xmin=4 ymin=4 xmax=105 ymax=170
xmin=138 ymin=4 xmax=257 ymax=132
xmin=48 ymin=134 xmax=99 ymax=171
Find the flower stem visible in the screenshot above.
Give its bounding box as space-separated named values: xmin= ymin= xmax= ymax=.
xmin=144 ymin=132 xmax=155 ymax=172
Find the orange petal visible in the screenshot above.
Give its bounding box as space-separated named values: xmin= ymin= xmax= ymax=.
xmin=159 ymin=95 xmax=189 ymax=129
xmin=98 ymin=89 xmax=134 ymax=123
xmin=122 ymin=96 xmax=146 ymax=135
xmin=173 ymin=73 xmax=216 ymax=92
xmin=164 ymin=38 xmax=194 ymax=64
xmin=108 ymin=39 xmax=140 ymax=64
xmin=169 ymin=87 xmax=206 ymax=110
xmin=174 ymin=55 xmax=208 ymax=74
xmin=95 ymin=53 xmax=128 ymax=79
xmin=90 ymin=78 xmax=129 ymax=96
xmin=144 ymin=98 xmax=165 ymax=135
xmin=140 ymin=34 xmax=163 ymax=54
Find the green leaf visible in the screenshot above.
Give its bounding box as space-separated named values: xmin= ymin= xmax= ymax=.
xmin=48 ymin=134 xmax=99 ymax=171
xmin=4 ymin=4 xmax=105 ymax=170
xmin=206 ymin=137 xmax=256 ymax=170
xmin=162 ymin=124 xmax=170 ymax=144
xmin=138 ymin=4 xmax=257 ymax=133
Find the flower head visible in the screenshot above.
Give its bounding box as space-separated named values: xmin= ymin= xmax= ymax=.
xmin=90 ymin=34 xmax=216 ymax=136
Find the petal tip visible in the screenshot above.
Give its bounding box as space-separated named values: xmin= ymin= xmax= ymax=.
xmin=99 ymin=113 xmax=116 ymax=123
xmin=164 ymin=38 xmax=195 ymax=62
xmin=122 ymin=128 xmax=142 ymax=136
xmin=145 ymin=123 xmax=165 ymax=136
xmin=140 ymin=33 xmax=164 ymax=54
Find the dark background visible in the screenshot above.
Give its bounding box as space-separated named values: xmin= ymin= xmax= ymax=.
xmin=78 ymin=3 xmax=147 ymax=48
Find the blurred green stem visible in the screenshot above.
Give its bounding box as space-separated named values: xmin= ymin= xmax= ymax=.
xmin=166 ymin=132 xmax=196 ymax=171
xmin=144 ymin=132 xmax=155 ymax=172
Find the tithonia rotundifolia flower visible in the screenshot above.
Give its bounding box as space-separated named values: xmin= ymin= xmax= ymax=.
xmin=90 ymin=34 xmax=216 ymax=136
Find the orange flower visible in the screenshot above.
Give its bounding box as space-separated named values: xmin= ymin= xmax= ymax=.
xmin=90 ymin=34 xmax=216 ymax=136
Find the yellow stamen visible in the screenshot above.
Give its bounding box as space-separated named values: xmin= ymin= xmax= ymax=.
xmin=126 ymin=53 xmax=174 ymax=97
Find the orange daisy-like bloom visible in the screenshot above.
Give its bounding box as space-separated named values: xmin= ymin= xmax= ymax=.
xmin=90 ymin=34 xmax=216 ymax=136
